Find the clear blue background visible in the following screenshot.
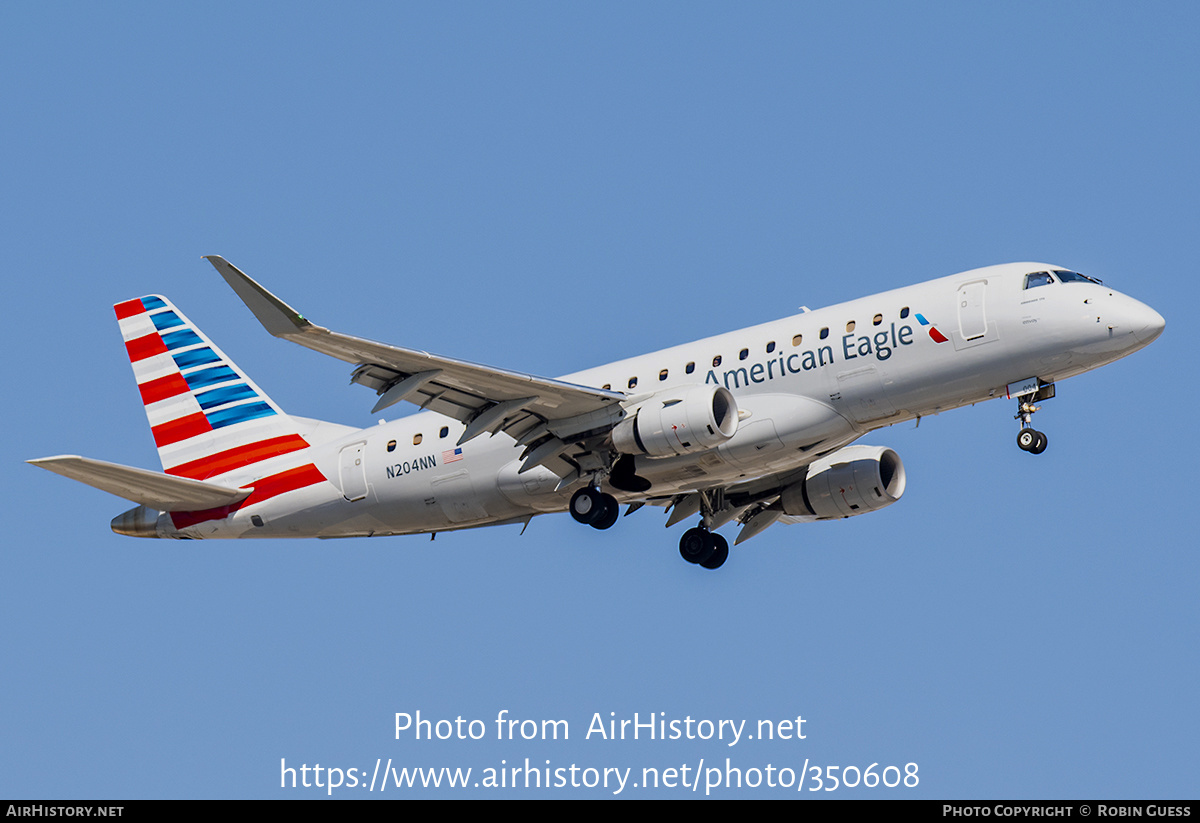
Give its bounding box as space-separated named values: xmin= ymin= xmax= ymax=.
xmin=3 ymin=2 xmax=1195 ymax=798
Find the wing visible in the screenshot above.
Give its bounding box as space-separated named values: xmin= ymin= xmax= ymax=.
xmin=205 ymin=256 xmax=627 ymax=477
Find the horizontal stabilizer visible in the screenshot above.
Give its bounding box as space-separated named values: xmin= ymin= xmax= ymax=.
xmin=28 ymin=455 xmax=252 ymax=511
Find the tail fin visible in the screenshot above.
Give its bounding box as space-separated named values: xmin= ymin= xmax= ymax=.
xmin=114 ymin=295 xmax=311 ymax=481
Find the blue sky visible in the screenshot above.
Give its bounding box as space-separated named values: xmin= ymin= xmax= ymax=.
xmin=3 ymin=3 xmax=1197 ymax=798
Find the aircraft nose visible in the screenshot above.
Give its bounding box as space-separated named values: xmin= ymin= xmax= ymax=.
xmin=1129 ymin=299 xmax=1166 ymax=345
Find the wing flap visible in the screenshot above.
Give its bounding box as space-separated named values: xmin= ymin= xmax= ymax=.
xmin=28 ymin=455 xmax=252 ymax=511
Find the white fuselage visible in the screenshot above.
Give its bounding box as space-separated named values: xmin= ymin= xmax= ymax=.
xmin=157 ymin=263 xmax=1163 ymax=539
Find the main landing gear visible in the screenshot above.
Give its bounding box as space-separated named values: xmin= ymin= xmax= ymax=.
xmin=569 ymin=482 xmax=730 ymax=570
xmin=674 ymin=488 xmax=730 ymax=570
xmin=679 ymin=527 xmax=729 ymax=570
xmin=569 ymin=486 xmax=620 ymax=530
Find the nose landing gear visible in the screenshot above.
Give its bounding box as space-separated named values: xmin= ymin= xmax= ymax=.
xmin=1014 ymin=392 xmax=1050 ymax=454
xmin=1017 ymin=426 xmax=1048 ymax=454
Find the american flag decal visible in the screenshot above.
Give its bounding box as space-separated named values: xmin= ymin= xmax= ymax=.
xmin=442 ymin=447 xmax=464 ymax=464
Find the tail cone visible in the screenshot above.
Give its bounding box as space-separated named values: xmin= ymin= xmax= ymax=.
xmin=111 ymin=505 xmax=162 ymax=538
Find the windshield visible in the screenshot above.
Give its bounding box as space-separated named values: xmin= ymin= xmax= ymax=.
xmin=1053 ymin=269 xmax=1103 ymax=285
xmin=1023 ymin=271 xmax=1056 ymax=289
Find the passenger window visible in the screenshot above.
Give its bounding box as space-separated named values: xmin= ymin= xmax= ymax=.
xmin=659 ymin=369 xmax=668 ymax=381
xmin=792 ymin=334 xmax=803 ymax=346
xmin=712 ymin=355 xmax=722 ymax=367
xmin=872 ymin=314 xmax=883 ymax=325
xmin=439 ymin=426 xmax=449 ymax=438
xmin=1024 ymin=271 xmax=1055 ymax=289
xmin=739 ymin=348 xmax=749 ymax=360
xmin=766 ymin=341 xmax=775 ymax=353
xmin=413 ymin=433 xmax=422 ymax=445
xmin=628 ymin=376 xmax=638 ymax=389
xmin=387 ymin=440 xmax=397 ymax=452
xmin=602 ymin=383 xmax=611 ymax=390
xmin=900 ymin=307 xmax=910 ymax=319
xmin=819 ymin=327 xmax=829 ymax=340
xmin=685 ymin=362 xmax=695 ymax=374
xmin=845 ymin=321 xmax=855 ymax=333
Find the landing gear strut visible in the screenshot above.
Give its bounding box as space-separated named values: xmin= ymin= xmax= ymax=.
xmin=569 ymin=486 xmax=619 ymax=530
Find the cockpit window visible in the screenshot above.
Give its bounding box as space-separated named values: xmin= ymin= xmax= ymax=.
xmin=1023 ymin=271 xmax=1056 ymax=289
xmin=1053 ymin=269 xmax=1103 ymax=285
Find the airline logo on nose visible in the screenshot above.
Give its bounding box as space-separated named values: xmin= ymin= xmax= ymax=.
xmin=914 ymin=313 xmax=948 ymax=343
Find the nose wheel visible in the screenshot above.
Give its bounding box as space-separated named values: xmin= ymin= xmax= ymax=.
xmin=1017 ymin=427 xmax=1048 ymax=454
xmin=1014 ymin=395 xmax=1049 ymax=454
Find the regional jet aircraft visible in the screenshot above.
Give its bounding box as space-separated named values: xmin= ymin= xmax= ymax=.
xmin=29 ymin=258 xmax=1164 ymax=569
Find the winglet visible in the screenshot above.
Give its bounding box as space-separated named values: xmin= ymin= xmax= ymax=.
xmin=204 ymin=255 xmax=313 ymax=337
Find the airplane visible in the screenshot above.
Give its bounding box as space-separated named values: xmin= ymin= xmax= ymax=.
xmin=29 ymin=258 xmax=1164 ymax=569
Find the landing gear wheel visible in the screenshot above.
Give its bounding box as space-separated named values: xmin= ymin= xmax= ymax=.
xmin=590 ymin=494 xmax=620 ymax=530
xmin=679 ymin=527 xmax=715 ymax=564
xmin=569 ymin=487 xmax=603 ymax=525
xmin=1030 ymin=431 xmax=1048 ymax=454
xmin=700 ymin=533 xmax=729 ymax=570
xmin=1017 ymin=428 xmax=1048 ymax=454
xmin=1014 ymin=392 xmax=1052 ymax=455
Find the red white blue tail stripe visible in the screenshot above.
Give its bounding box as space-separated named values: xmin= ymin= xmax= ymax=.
xmin=114 ymin=295 xmax=327 ymax=523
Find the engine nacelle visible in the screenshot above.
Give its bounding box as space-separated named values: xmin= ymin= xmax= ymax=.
xmin=613 ymin=385 xmax=739 ymax=457
xmin=780 ymin=445 xmax=906 ymax=519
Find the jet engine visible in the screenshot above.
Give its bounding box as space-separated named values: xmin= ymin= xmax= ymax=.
xmin=780 ymin=445 xmax=906 ymax=518
xmin=612 ymin=385 xmax=739 ymax=458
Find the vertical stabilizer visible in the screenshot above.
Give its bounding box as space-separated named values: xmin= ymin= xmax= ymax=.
xmin=113 ymin=295 xmax=313 ymax=482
